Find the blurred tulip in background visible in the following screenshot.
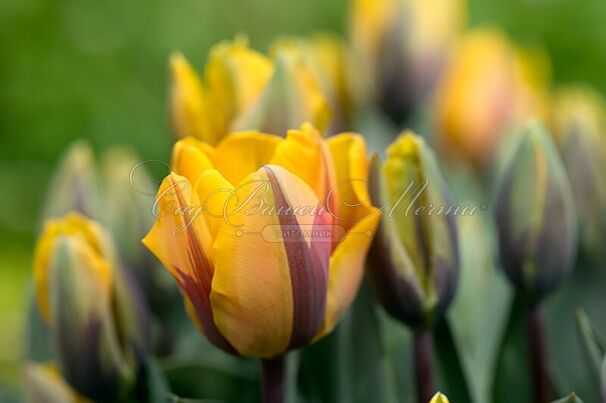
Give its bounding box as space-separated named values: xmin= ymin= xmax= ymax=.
xmin=32 ymin=213 xmax=150 ymax=401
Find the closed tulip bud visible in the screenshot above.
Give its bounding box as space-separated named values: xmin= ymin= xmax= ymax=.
xmin=367 ymin=132 xmax=459 ymax=330
xmin=99 ymin=147 xmax=171 ymax=306
xmin=429 ymin=392 xmax=449 ymax=403
xmin=25 ymin=363 xmax=89 ymax=403
xmin=143 ymin=124 xmax=379 ymax=358
xmin=495 ymin=121 xmax=577 ymax=301
xmin=170 ymin=37 xmax=330 ymax=145
xmin=42 ymin=141 xmax=99 ymax=220
xmin=552 ymin=87 xmax=606 ymax=255
xmin=349 ymin=0 xmax=465 ymax=123
xmin=33 ymin=214 xmax=150 ymax=400
xmin=434 ymin=29 xmax=550 ymax=167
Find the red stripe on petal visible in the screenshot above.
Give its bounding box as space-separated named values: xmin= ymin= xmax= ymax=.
xmin=264 ymin=166 xmax=328 ymax=349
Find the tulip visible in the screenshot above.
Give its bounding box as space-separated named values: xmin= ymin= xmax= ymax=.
xmin=143 ymin=123 xmax=379 ymax=401
xmin=434 ymin=28 xmax=550 ymax=167
xmin=551 ymin=86 xmax=606 ymax=257
xmin=494 ymin=121 xmax=577 ymax=403
xmin=41 ymin=141 xmax=99 ymax=220
xmin=99 ymin=147 xmax=174 ymax=313
xmin=367 ymin=132 xmax=459 ymax=329
xmin=33 ymin=213 xmax=150 ymax=401
xmin=25 ymin=363 xmax=89 ymax=403
xmin=495 ymin=121 xmax=577 ymax=301
xmin=349 ymin=0 xmax=465 ymax=123
xmin=366 ymin=132 xmax=459 ymax=403
xmin=170 ymin=38 xmax=331 ymax=145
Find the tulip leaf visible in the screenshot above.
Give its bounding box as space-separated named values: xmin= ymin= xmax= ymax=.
xmin=433 ymin=320 xmax=472 ymax=402
xmin=492 ymin=296 xmax=533 ymax=403
xmin=576 ymin=310 xmax=605 ymax=377
xmin=551 ymin=392 xmax=585 ymax=403
xmin=544 ymin=261 xmax=606 ymax=401
xmin=443 ymin=167 xmax=513 ymax=403
xmin=139 ymin=358 xmax=172 ymax=403
xmin=160 ymin=359 xmax=258 ymax=403
xmin=298 ymin=284 xmax=397 ymax=403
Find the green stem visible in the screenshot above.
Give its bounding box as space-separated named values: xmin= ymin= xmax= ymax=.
xmin=527 ymin=304 xmax=549 ymax=403
xmin=261 ymin=356 xmax=285 ymax=403
xmin=413 ymin=330 xmax=434 ymax=403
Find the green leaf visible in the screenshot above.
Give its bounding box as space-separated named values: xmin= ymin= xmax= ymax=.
xmin=140 ymin=358 xmax=172 ymax=403
xmin=576 ymin=310 xmax=604 ymax=377
xmin=545 ymin=262 xmax=606 ymax=401
xmin=433 ymin=320 xmax=472 ymax=402
xmin=298 ymin=284 xmax=397 ymax=403
xmin=492 ymin=296 xmax=533 ymax=403
xmin=551 ymin=392 xmax=584 ymax=402
xmin=161 ymin=359 xmax=258 ymax=403
xmin=443 ymin=175 xmax=513 ymax=403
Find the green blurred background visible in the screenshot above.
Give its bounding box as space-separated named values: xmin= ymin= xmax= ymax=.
xmin=1 ymin=0 xmax=605 ymax=392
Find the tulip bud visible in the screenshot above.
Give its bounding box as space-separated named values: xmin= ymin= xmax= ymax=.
xmin=434 ymin=29 xmax=549 ymax=167
xmin=25 ymin=363 xmax=87 ymax=403
xmin=99 ymin=147 xmax=173 ymax=308
xmin=429 ymin=392 xmax=449 ymax=403
xmin=349 ymin=0 xmax=465 ymax=123
xmin=367 ymin=132 xmax=459 ymax=329
xmin=41 ymin=141 xmax=99 ymax=220
xmin=552 ymin=87 xmax=606 ymax=255
xmin=33 ymin=213 xmax=150 ymax=400
xmin=495 ymin=121 xmax=577 ymax=301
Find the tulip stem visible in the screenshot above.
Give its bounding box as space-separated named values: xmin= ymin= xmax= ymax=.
xmin=413 ymin=330 xmax=434 ymax=403
xmin=261 ymin=356 xmax=285 ymax=403
xmin=527 ymin=304 xmax=550 ymax=403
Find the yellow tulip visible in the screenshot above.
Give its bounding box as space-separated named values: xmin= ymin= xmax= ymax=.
xmin=434 ymin=28 xmax=550 ymax=166
xmin=33 ymin=213 xmax=150 ymax=400
xmin=143 ymin=123 xmax=379 ymax=358
xmin=349 ymin=0 xmax=465 ymax=123
xmin=170 ymin=38 xmax=331 ymax=145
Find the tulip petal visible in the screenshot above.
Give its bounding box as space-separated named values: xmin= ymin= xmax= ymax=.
xmin=210 ymin=165 xmax=327 ymax=357
xmin=33 ymin=214 xmax=112 ymax=323
xmin=317 ymin=210 xmax=380 ymax=337
xmin=25 ymin=363 xmax=88 ymax=403
xmin=142 ymin=173 xmax=234 ymax=353
xmin=231 ymin=48 xmax=331 ymax=135
xmin=429 ymin=392 xmax=450 ymax=403
xmin=327 ymin=133 xmax=374 ymax=229
xmin=49 ymin=237 xmax=125 ymax=399
xmin=170 ymin=54 xmax=223 ymax=144
xmin=205 ymin=38 xmax=273 ymax=126
xmin=213 ymin=131 xmax=281 ymax=185
xmin=271 ymin=123 xmax=335 ymax=204
xmin=193 ymin=168 xmax=235 ymax=241
xmin=171 ymin=137 xmax=216 ymax=185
